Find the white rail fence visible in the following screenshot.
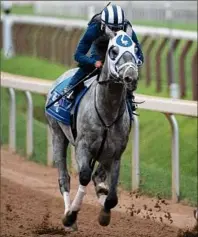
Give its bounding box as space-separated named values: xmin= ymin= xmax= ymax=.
xmin=1 ymin=14 xmax=197 ymax=59
xmin=1 ymin=1 xmax=197 ymax=23
xmin=32 ymin=1 xmax=197 ymax=23
xmin=1 ymin=72 xmax=197 ymax=203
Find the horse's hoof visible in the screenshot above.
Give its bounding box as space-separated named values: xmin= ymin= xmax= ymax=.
xmin=98 ymin=208 xmax=111 ymax=226
xmin=62 ymin=211 xmax=78 ymax=227
xmin=71 ymin=222 xmax=78 ymax=231
xmin=64 ymin=222 xmax=78 ymax=232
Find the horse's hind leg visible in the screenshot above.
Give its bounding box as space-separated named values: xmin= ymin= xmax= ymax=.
xmin=47 ymin=117 xmax=71 ymax=226
xmin=92 ymin=163 xmax=112 ymax=226
xmin=92 ymin=163 xmax=109 ymax=200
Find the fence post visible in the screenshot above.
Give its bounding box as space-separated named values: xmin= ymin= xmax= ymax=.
xmin=2 ymin=8 xmax=14 ymax=59
xmin=164 ymin=113 xmax=180 ymax=203
xmin=8 ymin=88 xmax=16 ymax=152
xmin=25 ymin=91 xmax=33 ymax=157
xmin=165 ymin=1 xmax=179 ymax=99
xmin=47 ymin=125 xmax=53 ymax=166
xmin=132 ymin=115 xmax=140 ymax=191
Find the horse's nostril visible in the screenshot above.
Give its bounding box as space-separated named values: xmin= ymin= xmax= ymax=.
xmin=124 ymin=77 xmax=131 ymax=83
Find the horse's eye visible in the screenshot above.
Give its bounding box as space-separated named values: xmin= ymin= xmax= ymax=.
xmin=109 ymin=46 xmax=119 ymax=60
xmin=112 ymin=46 xmax=119 ymax=55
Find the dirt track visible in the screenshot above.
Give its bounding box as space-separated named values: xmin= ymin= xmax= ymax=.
xmin=1 ymin=148 xmax=197 ymax=237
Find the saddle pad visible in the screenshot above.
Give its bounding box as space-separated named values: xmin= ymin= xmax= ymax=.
xmin=45 ymin=76 xmax=95 ymax=125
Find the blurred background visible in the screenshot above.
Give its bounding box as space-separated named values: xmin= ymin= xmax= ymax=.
xmin=1 ymin=1 xmax=197 ymax=205
xmin=1 ymin=1 xmax=197 ymax=25
xmin=1 ymin=0 xmax=197 ymax=99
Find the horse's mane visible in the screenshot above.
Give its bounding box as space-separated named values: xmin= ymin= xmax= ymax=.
xmin=94 ymin=35 xmax=110 ymax=62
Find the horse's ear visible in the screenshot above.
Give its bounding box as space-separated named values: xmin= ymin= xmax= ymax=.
xmin=105 ymin=25 xmax=115 ymax=39
xmin=125 ymin=24 xmax=133 ymax=37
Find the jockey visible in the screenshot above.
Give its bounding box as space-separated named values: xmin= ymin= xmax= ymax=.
xmin=66 ymin=3 xmax=144 ymax=112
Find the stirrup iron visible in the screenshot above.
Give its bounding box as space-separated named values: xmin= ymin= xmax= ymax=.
xmin=66 ymin=91 xmax=74 ymax=100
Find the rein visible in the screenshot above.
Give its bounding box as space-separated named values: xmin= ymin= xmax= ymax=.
xmin=90 ymin=83 xmax=126 ymax=168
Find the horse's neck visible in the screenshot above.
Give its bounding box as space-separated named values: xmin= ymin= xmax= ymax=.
xmin=95 ymin=74 xmax=126 ymax=126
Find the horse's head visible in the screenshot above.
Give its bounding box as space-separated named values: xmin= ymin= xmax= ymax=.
xmin=102 ymin=26 xmax=140 ymax=91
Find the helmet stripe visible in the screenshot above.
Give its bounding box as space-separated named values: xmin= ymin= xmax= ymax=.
xmin=117 ymin=5 xmax=123 ymax=24
xmin=112 ymin=5 xmax=118 ymax=25
xmin=121 ymin=7 xmax=125 ymax=23
xmin=101 ymin=10 xmax=105 ymax=23
xmin=108 ymin=5 xmax=114 ymax=24
xmin=103 ymin=7 xmax=109 ymax=24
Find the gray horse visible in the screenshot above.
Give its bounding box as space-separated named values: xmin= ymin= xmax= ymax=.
xmin=45 ymin=27 xmax=139 ymax=229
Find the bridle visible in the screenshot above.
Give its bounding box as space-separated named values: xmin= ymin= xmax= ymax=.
xmin=97 ymin=61 xmax=138 ymax=85
xmin=117 ymin=61 xmax=138 ymax=78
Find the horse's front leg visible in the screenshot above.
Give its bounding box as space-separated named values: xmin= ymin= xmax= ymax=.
xmin=98 ymin=158 xmax=121 ymax=226
xmin=64 ymin=142 xmax=93 ymax=226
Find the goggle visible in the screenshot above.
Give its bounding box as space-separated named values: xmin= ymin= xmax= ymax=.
xmin=108 ymin=25 xmax=124 ymax=32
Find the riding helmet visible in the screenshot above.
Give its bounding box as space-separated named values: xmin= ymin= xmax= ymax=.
xmin=101 ymin=4 xmax=125 ymax=32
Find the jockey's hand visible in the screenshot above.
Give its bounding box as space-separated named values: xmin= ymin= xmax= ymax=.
xmin=95 ymin=61 xmax=102 ymax=68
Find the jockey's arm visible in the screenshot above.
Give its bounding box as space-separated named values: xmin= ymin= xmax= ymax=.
xmin=74 ymin=23 xmax=100 ymax=67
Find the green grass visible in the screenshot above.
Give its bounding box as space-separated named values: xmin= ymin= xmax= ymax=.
xmin=2 ymin=5 xmax=197 ymax=31
xmin=1 ymin=88 xmax=47 ymax=164
xmin=120 ymin=111 xmax=197 ymax=205
xmin=1 ymin=53 xmax=66 ymax=80
xmin=1 ymin=54 xmax=197 ymax=206
xmin=6 ymin=5 xmax=34 ymax=15
xmin=132 ymin=20 xmax=197 ymax=31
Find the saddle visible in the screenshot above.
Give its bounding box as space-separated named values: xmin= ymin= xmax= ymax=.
xmin=45 ymin=72 xmax=97 ymax=135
